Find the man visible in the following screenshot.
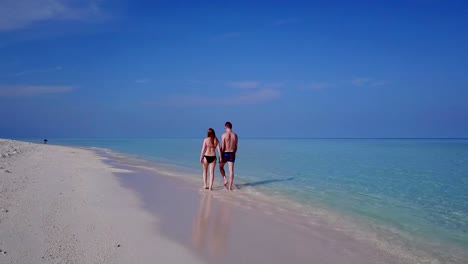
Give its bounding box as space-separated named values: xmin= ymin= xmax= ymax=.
xmin=219 ymin=121 xmax=238 ymax=190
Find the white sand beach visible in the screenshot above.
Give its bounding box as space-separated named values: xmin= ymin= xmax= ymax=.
xmin=0 ymin=139 xmax=204 ymax=264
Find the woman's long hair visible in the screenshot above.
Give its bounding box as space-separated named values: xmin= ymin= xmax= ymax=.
xmin=207 ymin=128 xmax=218 ymax=146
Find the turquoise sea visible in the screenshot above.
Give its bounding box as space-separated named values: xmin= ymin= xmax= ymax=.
xmin=38 ymin=138 xmax=468 ymax=256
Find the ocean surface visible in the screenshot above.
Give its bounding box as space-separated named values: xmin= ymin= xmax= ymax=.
xmin=33 ymin=138 xmax=468 ymax=255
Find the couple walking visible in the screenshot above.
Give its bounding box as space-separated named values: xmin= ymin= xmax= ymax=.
xmin=200 ymin=121 xmax=238 ymax=191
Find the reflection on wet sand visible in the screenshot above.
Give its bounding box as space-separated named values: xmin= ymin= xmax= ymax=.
xmin=192 ymin=193 xmax=232 ymax=260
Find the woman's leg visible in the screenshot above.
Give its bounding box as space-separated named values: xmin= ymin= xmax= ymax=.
xmin=209 ymin=161 xmax=216 ymax=190
xmin=202 ymin=160 xmax=208 ymax=188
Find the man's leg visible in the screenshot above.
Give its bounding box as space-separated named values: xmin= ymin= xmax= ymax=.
xmin=228 ymin=162 xmax=235 ymax=190
xmin=219 ymin=161 xmax=228 ymax=187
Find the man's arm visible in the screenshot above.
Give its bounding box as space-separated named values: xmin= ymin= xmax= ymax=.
xmin=234 ymin=134 xmax=238 ymax=153
xmin=220 ymin=134 xmax=225 ymax=153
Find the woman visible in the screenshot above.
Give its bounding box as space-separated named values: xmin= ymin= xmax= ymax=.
xmin=200 ymin=128 xmax=222 ymax=190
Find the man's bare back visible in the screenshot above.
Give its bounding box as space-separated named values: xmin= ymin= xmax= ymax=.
xmin=221 ymin=131 xmax=238 ymax=153
xmin=219 ymin=122 xmax=237 ymax=190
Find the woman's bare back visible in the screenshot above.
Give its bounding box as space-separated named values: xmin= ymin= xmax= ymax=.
xmin=204 ymin=138 xmax=218 ymax=156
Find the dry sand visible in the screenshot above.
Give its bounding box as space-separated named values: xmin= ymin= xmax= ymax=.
xmin=0 ymin=139 xmax=204 ymax=264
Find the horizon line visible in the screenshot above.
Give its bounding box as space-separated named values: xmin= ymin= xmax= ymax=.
xmin=9 ymin=137 xmax=468 ymax=141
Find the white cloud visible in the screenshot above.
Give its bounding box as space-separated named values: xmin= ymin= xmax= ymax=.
xmin=308 ymin=82 xmax=334 ymax=90
xmin=147 ymin=89 xmax=280 ymax=107
xmin=351 ymin=77 xmax=372 ymax=87
xmin=230 ymin=89 xmax=280 ymax=104
xmin=351 ymin=77 xmax=387 ymax=87
xmin=0 ymin=85 xmax=74 ymax=97
xmin=297 ymin=82 xmax=335 ymax=91
xmin=227 ymin=81 xmax=260 ymax=89
xmin=216 ymin=32 xmax=241 ymax=39
xmin=370 ymin=80 xmax=388 ymax=87
xmin=15 ymin=66 xmax=63 ymax=76
xmin=263 ymin=82 xmax=285 ymax=89
xmin=275 ymin=18 xmax=298 ymax=25
xmin=0 ymin=0 xmax=103 ymax=31
xmin=227 ymin=81 xmax=285 ymax=89
xmin=135 ymin=78 xmax=151 ymax=84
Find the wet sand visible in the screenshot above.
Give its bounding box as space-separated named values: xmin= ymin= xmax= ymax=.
xmin=102 ymin=151 xmax=419 ymax=264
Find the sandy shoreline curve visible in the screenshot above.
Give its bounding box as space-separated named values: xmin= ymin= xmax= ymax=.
xmin=0 ymin=139 xmax=203 ymax=264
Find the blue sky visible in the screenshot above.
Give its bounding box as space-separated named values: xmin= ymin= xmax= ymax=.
xmin=0 ymin=0 xmax=467 ymax=138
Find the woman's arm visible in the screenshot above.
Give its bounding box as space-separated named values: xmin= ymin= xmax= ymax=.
xmin=216 ymin=138 xmax=222 ymax=161
xmin=200 ymin=139 xmax=206 ymax=163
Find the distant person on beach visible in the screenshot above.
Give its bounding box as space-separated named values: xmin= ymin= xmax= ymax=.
xmin=200 ymin=128 xmax=222 ymax=190
xmin=43 ymin=139 xmax=48 ymax=144
xmin=219 ymin=121 xmax=238 ymax=190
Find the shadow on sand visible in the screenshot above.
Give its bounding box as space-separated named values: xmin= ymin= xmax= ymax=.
xmin=236 ymin=177 xmax=296 ymax=189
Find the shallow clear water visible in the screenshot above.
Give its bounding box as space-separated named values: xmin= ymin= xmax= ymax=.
xmin=39 ymin=138 xmax=468 ymax=250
